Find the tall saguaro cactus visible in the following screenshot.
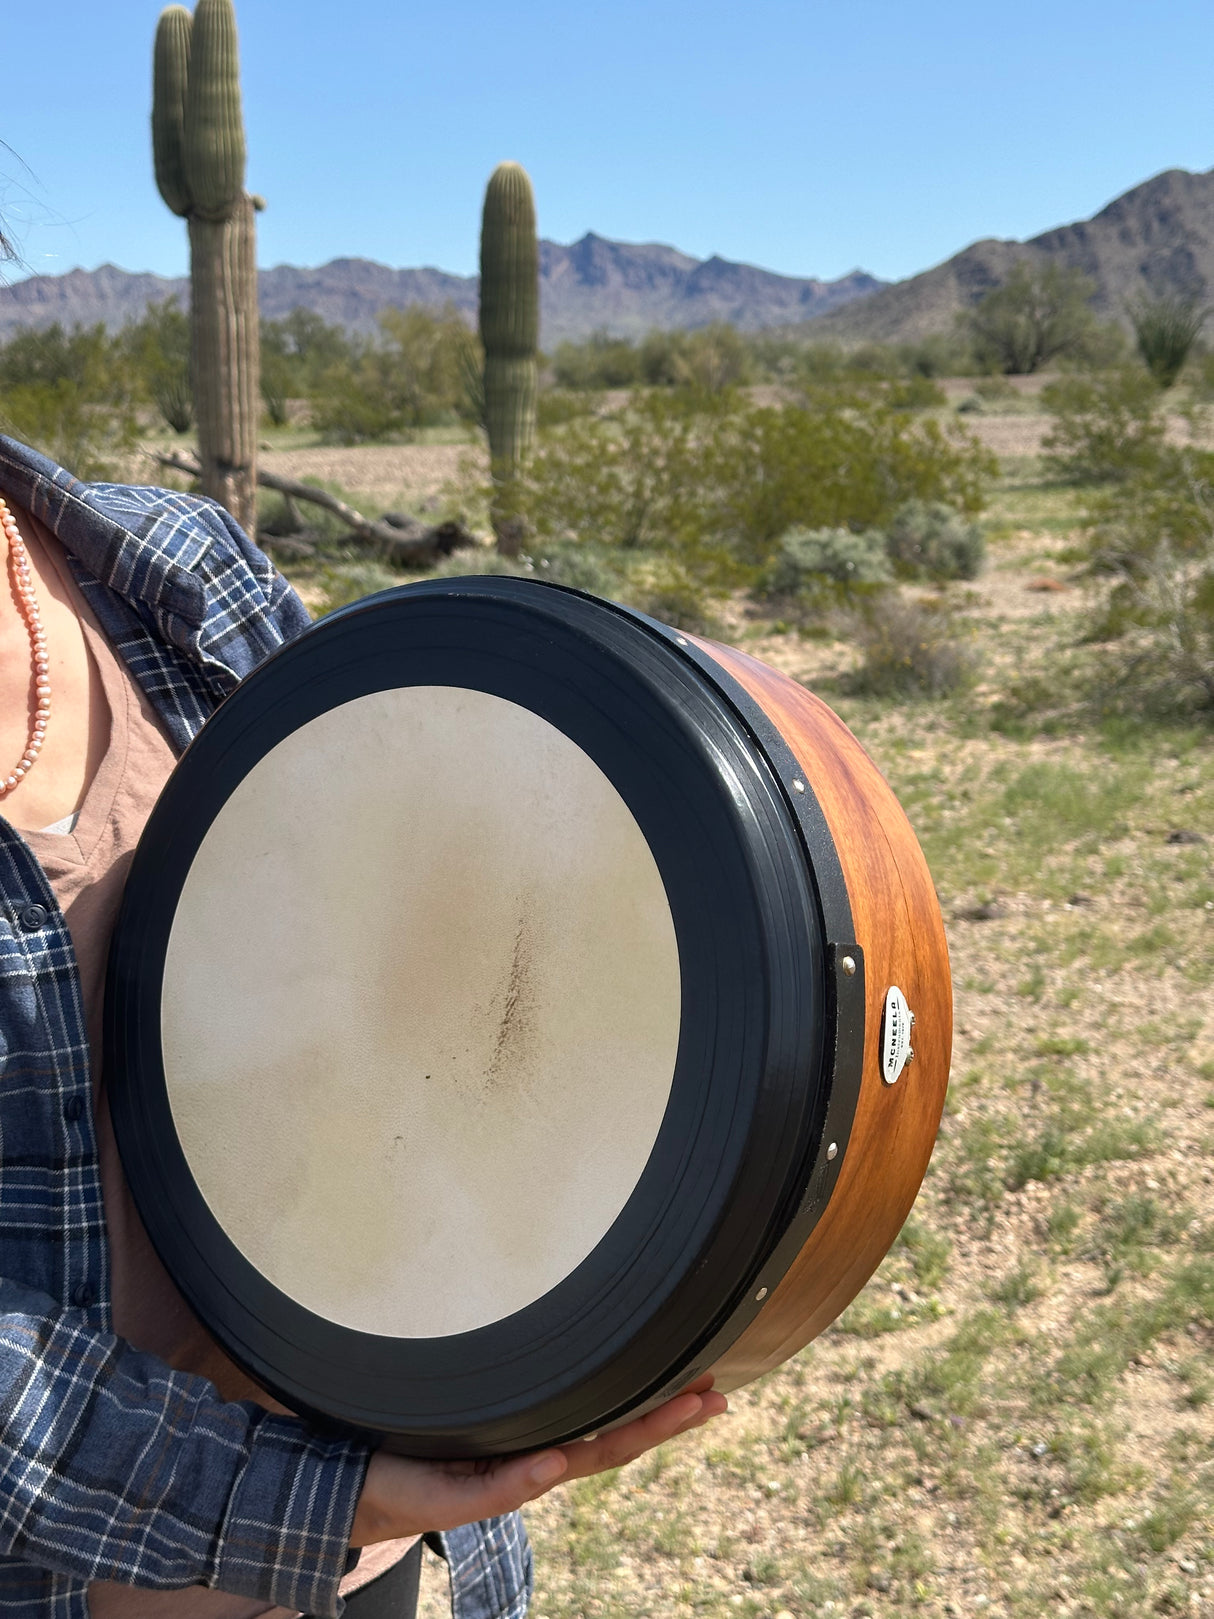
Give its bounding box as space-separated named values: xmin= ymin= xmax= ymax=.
xmin=153 ymin=0 xmax=260 ymax=536
xmin=479 ymin=163 xmax=539 ymax=556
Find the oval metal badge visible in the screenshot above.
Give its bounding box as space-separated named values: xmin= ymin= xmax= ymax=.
xmin=880 ymin=986 xmax=915 ymax=1084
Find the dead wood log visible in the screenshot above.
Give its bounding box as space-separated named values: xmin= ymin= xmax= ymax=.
xmin=150 ymin=450 xmax=477 ymax=566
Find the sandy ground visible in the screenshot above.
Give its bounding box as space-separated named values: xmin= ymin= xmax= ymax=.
xmin=258 ymin=441 xmax=484 ymax=511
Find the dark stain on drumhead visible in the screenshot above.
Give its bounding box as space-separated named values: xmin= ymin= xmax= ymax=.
xmin=488 ymin=910 xmax=535 ymax=1085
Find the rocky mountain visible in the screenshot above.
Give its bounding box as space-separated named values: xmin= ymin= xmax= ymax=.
xmin=810 ymin=166 xmax=1214 ymax=345
xmin=0 ymin=235 xmax=882 ymax=347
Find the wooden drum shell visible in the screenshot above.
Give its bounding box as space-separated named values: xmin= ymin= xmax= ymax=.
xmin=692 ymin=640 xmax=951 ymax=1390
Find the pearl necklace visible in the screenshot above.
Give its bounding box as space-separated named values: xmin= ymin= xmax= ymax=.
xmin=0 ymin=497 xmax=50 ymax=799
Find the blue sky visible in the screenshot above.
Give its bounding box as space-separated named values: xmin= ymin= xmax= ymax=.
xmin=4 ymin=0 xmax=1212 ymax=287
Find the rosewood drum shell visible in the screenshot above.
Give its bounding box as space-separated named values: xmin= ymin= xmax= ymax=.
xmin=691 ymin=640 xmax=952 ymax=1390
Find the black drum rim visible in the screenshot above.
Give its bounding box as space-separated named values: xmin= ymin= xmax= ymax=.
xmin=107 ymin=578 xmax=834 ymax=1455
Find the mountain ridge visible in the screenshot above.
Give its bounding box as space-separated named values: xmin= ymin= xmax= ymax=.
xmin=808 ymin=166 xmax=1214 ymax=344
xmin=0 ymin=235 xmax=882 ymax=347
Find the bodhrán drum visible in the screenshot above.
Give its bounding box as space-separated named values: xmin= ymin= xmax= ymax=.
xmin=106 ymin=577 xmax=951 ymax=1457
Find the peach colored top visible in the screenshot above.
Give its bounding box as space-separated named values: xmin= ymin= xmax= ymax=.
xmin=21 ymin=528 xmax=415 ymax=1618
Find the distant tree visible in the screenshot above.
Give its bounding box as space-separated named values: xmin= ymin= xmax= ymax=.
xmin=968 ymin=261 xmax=1097 ymax=375
xmin=1128 ymin=291 xmax=1207 ymax=388
xmin=551 ymin=330 xmax=641 ymax=389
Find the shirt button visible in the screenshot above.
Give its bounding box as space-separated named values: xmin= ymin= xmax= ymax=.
xmin=64 ymin=1096 xmax=86 ymax=1123
xmin=71 ymin=1283 xmax=94 ymax=1309
xmin=18 ymin=903 xmax=49 ymax=932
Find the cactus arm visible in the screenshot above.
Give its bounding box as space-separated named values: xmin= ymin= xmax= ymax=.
xmin=153 ymin=6 xmax=194 ymax=217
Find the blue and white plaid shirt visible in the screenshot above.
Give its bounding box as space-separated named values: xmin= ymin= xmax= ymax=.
xmin=0 ymin=439 xmax=532 ymax=1619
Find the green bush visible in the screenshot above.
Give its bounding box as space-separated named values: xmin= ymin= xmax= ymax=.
xmin=1042 ymin=366 xmax=1167 ymax=484
xmin=758 ymin=525 xmax=891 ymax=614
xmin=850 ymin=595 xmax=977 ymax=699
xmin=516 ymin=386 xmax=994 ymax=588
xmin=884 ymin=499 xmax=985 ymax=580
xmin=550 ymin=330 xmax=641 ymax=390
xmin=1089 ymin=543 xmax=1214 ymax=717
xmin=308 ymin=304 xmax=480 ymax=444
xmin=0 ymin=322 xmax=140 ymax=478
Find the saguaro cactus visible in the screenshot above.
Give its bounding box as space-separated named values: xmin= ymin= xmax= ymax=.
xmin=153 ymin=0 xmax=260 ymax=536
xmin=479 ymin=163 xmax=538 ymax=555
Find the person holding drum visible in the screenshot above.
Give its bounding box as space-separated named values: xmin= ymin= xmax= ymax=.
xmin=0 ymin=423 xmax=727 ymax=1619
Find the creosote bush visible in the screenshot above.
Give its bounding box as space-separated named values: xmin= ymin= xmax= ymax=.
xmin=1042 ymin=365 xmax=1169 ymax=484
xmin=517 ymin=384 xmax=994 ymax=588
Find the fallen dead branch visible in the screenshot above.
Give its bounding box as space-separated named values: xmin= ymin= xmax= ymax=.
xmin=150 ymin=449 xmax=476 ymax=566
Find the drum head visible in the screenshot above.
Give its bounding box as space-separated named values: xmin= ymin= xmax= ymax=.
xmin=107 ymin=579 xmax=831 ymax=1454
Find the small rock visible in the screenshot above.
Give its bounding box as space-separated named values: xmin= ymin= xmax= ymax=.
xmin=867 ymin=1569 xmax=892 ymax=1592
xmin=1032 ymin=1441 xmax=1048 ymax=1457
xmin=1166 ymin=829 xmax=1204 ymax=845
xmin=955 ymin=900 xmax=1008 ymax=922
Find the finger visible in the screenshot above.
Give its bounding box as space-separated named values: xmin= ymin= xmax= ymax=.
xmin=557 ymin=1392 xmax=708 ymax=1480
xmin=681 ymin=1373 xmax=717 ymax=1395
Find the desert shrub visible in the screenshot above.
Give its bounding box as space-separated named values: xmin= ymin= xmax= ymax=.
xmin=1129 ymin=292 xmax=1207 ymax=388
xmin=536 ymin=388 xmax=597 ymax=428
xmin=1042 ymin=366 xmax=1167 ymax=484
xmin=520 ymin=392 xmax=726 ymax=579
xmin=967 ymin=261 xmax=1098 ymax=375
xmin=757 ymin=525 xmax=890 ymax=617
xmin=884 ymin=499 xmax=985 ymax=580
xmin=1048 ymin=375 xmax=1214 ymax=718
xmin=262 ymin=308 xmax=359 ymax=397
xmin=533 ymin=541 xmax=624 ymax=598
xmin=630 ymin=559 xmax=720 ymax=634
xmin=637 ymin=324 xmax=753 ymax=393
xmin=703 ymin=393 xmax=993 ymax=564
xmin=122 ymin=299 xmax=193 ymax=432
xmin=550 ymin=331 xmax=641 ymax=390
xmin=259 ymin=319 xmax=295 ymax=428
xmin=1082 ymin=445 xmax=1214 ymax=571
xmin=0 ymin=322 xmax=140 ymax=478
xmin=309 ymin=304 xmax=479 ymax=444
xmin=517 ymin=386 xmax=994 ymax=587
xmin=1088 ymin=542 xmax=1214 ymax=716
xmin=850 ymin=595 xmax=977 ymax=699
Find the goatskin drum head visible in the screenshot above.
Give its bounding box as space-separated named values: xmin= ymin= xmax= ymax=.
xmin=107 ymin=578 xmax=836 ymax=1455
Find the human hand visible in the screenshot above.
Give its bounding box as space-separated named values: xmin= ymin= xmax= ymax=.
xmin=349 ymin=1377 xmax=727 ymax=1544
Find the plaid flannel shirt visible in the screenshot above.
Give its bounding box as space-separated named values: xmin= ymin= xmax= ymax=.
xmin=0 ymin=439 xmax=532 ymax=1619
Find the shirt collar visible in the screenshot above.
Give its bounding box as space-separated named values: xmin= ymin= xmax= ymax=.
xmin=0 ymin=436 xmax=208 ymax=638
